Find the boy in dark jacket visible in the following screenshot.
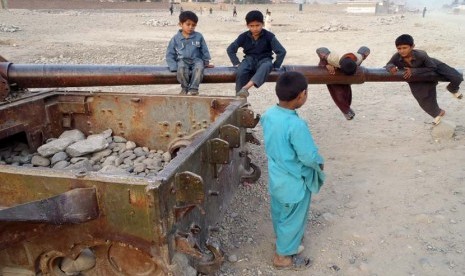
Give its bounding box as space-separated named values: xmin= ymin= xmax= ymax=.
xmin=227 ymin=10 xmax=286 ymax=98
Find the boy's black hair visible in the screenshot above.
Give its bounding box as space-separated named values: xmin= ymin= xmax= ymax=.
xmin=245 ymin=10 xmax=264 ymax=24
xmin=276 ymin=72 xmax=308 ymax=101
xmin=395 ymin=34 xmax=414 ymax=46
xmin=179 ymin=11 xmax=198 ymax=24
xmin=340 ymin=57 xmax=357 ymax=75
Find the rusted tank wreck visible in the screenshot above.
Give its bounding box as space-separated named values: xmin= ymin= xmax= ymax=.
xmin=0 ymin=60 xmax=459 ymax=275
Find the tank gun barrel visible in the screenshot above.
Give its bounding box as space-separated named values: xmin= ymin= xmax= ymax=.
xmin=1 ymin=62 xmax=461 ymax=92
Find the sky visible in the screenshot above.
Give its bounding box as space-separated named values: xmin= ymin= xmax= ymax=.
xmin=407 ymin=0 xmax=451 ymax=9
xmin=312 ymin=0 xmax=455 ymax=9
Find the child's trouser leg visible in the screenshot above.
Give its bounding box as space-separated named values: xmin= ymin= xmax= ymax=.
xmin=271 ymin=189 xmax=311 ymax=256
xmin=327 ymin=84 xmax=352 ymax=114
xmin=250 ymin=58 xmax=273 ymax=88
xmin=176 ymin=61 xmax=190 ymax=90
xmin=235 ymin=58 xmax=254 ymax=93
xmin=189 ymin=59 xmax=205 ymax=91
xmin=408 ymin=82 xmax=442 ymax=117
xmin=435 ymin=63 xmax=463 ymax=93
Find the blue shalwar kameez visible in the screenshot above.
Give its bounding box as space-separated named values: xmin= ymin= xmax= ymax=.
xmin=260 ymin=105 xmax=325 ymax=256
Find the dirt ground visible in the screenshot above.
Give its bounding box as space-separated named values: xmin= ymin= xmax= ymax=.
xmin=1 ymin=1 xmax=465 ymax=275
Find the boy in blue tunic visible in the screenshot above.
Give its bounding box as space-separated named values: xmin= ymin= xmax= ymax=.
xmin=260 ymin=71 xmax=325 ymax=270
xmin=166 ymin=11 xmax=213 ymax=95
xmin=227 ymin=10 xmax=286 ymax=98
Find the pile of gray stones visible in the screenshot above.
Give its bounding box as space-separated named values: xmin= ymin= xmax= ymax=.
xmin=0 ymin=129 xmax=171 ymax=177
xmin=142 ymin=18 xmax=173 ymax=27
xmin=0 ymin=23 xmax=21 ymax=33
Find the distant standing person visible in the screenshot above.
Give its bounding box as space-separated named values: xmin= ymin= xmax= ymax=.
xmin=316 ymin=46 xmax=370 ymax=120
xmin=179 ymin=6 xmax=183 ymax=14
xmin=385 ymin=34 xmax=463 ymax=125
xmin=0 ymin=0 xmax=7 ymax=9
xmin=166 ymin=11 xmax=213 ymax=95
xmin=233 ymin=6 xmax=237 ymax=17
xmin=227 ymin=10 xmax=286 ymax=97
xmin=264 ymin=11 xmax=272 ymax=31
xmin=209 ymin=7 xmax=212 ymax=14
xmin=422 ymin=7 xmax=427 ymax=18
xmin=169 ymin=4 xmax=174 ymax=15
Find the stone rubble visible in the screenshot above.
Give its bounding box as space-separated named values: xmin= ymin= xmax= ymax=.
xmin=142 ymin=18 xmax=174 ymax=27
xmin=0 ymin=128 xmax=171 ymax=177
xmin=375 ymin=15 xmax=405 ymax=25
xmin=0 ymin=23 xmax=21 ymax=32
xmin=311 ymin=21 xmax=352 ymax=32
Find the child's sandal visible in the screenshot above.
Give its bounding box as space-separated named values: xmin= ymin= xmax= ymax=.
xmin=433 ymin=110 xmax=446 ymax=126
xmin=452 ymin=92 xmax=463 ymax=100
xmin=273 ymin=255 xmax=312 ymax=271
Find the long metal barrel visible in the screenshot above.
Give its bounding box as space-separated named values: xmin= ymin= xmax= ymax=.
xmin=1 ymin=63 xmax=461 ymax=89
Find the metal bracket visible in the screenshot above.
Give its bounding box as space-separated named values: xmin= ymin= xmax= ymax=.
xmin=173 ymin=171 xmax=205 ymax=220
xmin=240 ymin=154 xmax=262 ymax=183
xmin=207 ymin=138 xmax=230 ymax=179
xmin=175 ymin=232 xmax=224 ymax=275
xmin=241 ymin=162 xmax=261 ymax=183
xmin=237 ymin=107 xmax=260 ymax=128
xmin=245 ymin=131 xmax=261 ymax=145
xmin=196 ymin=238 xmax=224 ymax=275
xmin=207 ymin=138 xmax=230 ymax=164
xmin=174 ymin=172 xmax=205 ymax=205
xmin=219 ymin=124 xmax=240 ymax=148
xmin=175 ymin=231 xmax=203 ymax=259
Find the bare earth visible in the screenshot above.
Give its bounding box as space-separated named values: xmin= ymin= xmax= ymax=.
xmin=1 ymin=2 xmax=465 ymax=275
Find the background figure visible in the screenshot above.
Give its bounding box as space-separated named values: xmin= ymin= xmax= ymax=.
xmin=264 ymin=11 xmax=272 ymax=31
xmin=316 ymin=46 xmax=370 ymax=120
xmin=169 ymin=4 xmax=173 ymax=15
xmin=233 ymin=6 xmax=237 ymax=17
xmin=422 ymin=7 xmax=427 ymax=18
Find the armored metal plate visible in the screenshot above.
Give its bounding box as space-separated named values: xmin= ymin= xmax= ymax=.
xmin=219 ymin=124 xmax=240 ymax=148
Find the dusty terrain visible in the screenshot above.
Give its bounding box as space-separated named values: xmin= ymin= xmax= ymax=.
xmin=1 ymin=1 xmax=465 ymax=275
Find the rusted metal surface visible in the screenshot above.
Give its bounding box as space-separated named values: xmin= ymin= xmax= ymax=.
xmin=0 ymin=62 xmax=10 ymax=101
xmin=0 ymin=187 xmax=98 ymax=224
xmin=0 ymin=91 xmax=259 ymax=274
xmin=1 ymin=63 xmax=462 ymax=91
xmin=0 ymin=92 xmax=240 ymax=151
